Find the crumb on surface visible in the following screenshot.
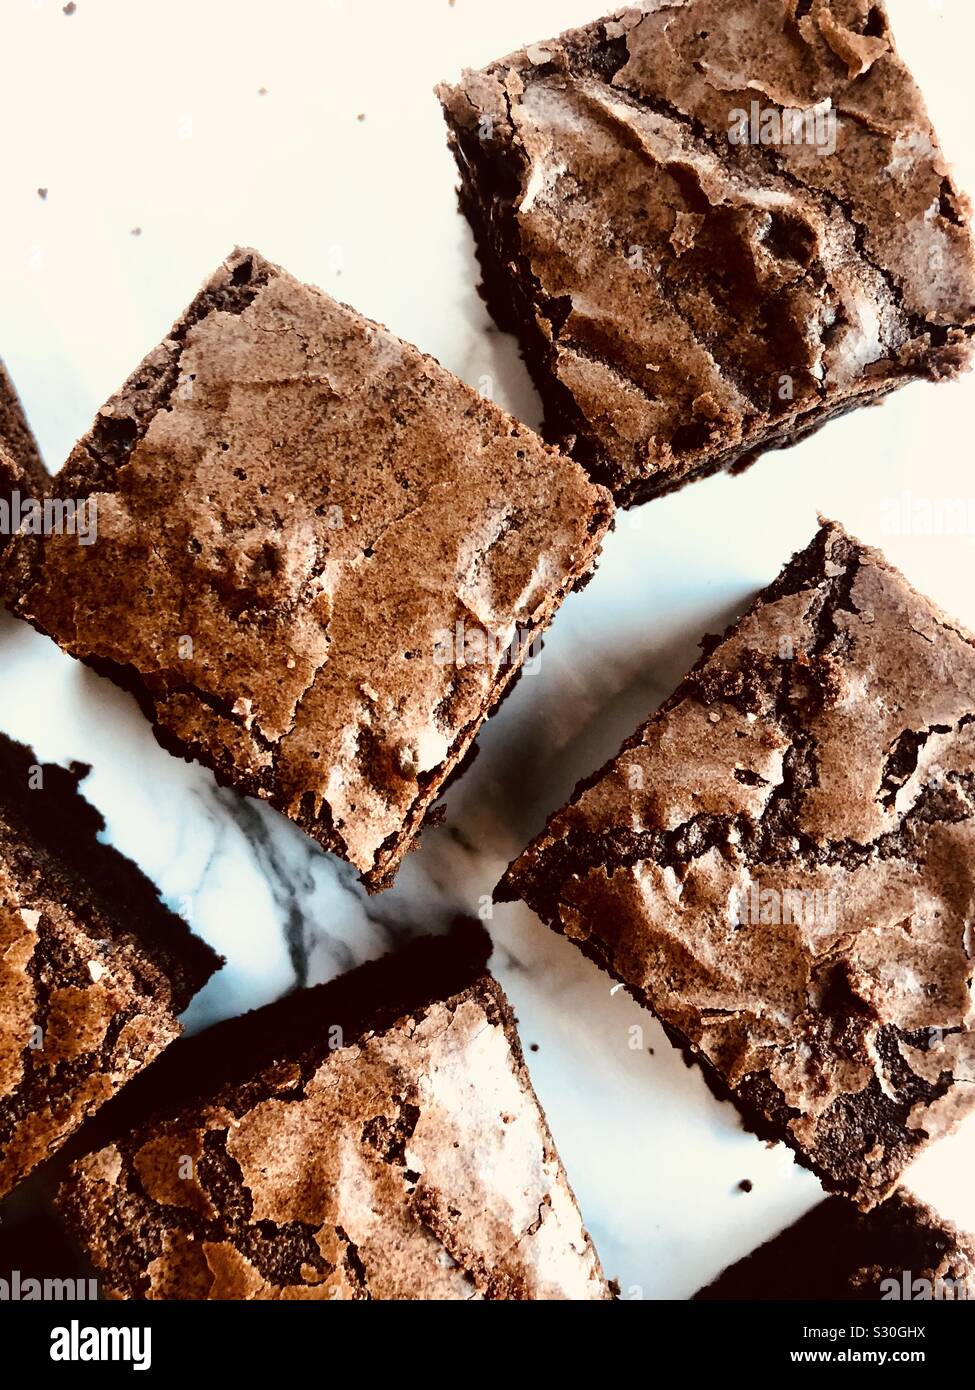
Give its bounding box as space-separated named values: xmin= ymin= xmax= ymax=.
xmin=63 ymin=1 xmax=76 ymax=13
xmin=738 ymin=1179 xmax=753 ymax=1194
xmin=37 ymin=188 xmax=47 ymax=200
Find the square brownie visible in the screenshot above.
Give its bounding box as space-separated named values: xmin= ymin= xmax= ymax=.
xmin=0 ymin=730 xmax=220 ymax=1198
xmin=1 ymin=249 xmax=612 ymax=889
xmin=498 ymin=521 xmax=975 ymax=1208
xmin=696 ymin=1191 xmax=975 ymax=1301
xmin=438 ymin=2 xmax=975 ymax=505
xmin=57 ymin=924 xmax=611 ymax=1300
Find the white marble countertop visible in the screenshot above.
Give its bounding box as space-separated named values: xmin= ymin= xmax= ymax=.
xmin=1 ymin=0 xmax=974 ymax=1299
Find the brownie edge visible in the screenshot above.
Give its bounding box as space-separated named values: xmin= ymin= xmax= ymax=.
xmin=57 ymin=922 xmax=611 ymax=1301
xmin=2 ymin=248 xmax=613 ymax=891
xmin=696 ymin=1192 xmax=975 ymax=1301
xmin=0 ymin=730 xmax=221 ymax=1198
xmin=438 ymin=1 xmax=975 ymax=505
xmin=498 ymin=519 xmax=975 ymax=1209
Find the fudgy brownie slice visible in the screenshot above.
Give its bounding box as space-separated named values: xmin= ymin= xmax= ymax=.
xmin=57 ymin=924 xmax=611 ymax=1300
xmin=438 ymin=2 xmax=975 ymax=505
xmin=0 ymin=730 xmax=220 ymax=1198
xmin=498 ymin=521 xmax=975 ymax=1208
xmin=696 ymin=1191 xmax=975 ymax=1300
xmin=1 ymin=248 xmax=613 ymax=890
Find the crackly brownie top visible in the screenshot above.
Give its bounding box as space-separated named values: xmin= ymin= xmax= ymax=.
xmin=440 ymin=0 xmax=975 ymax=494
xmin=60 ymin=972 xmax=609 ymax=1301
xmin=500 ymin=522 xmax=975 ymax=1204
xmin=697 ymin=1191 xmax=975 ymax=1300
xmin=3 ymin=249 xmax=610 ymax=879
xmin=0 ymin=731 xmax=219 ymax=1197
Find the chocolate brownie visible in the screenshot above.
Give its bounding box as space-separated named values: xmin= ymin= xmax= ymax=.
xmin=696 ymin=1191 xmax=975 ymax=1300
xmin=0 ymin=359 xmax=44 ymax=490
xmin=498 ymin=521 xmax=975 ymax=1208
xmin=438 ymin=2 xmax=975 ymax=505
xmin=57 ymin=924 xmax=611 ymax=1300
xmin=0 ymin=730 xmax=220 ymax=1199
xmin=0 ymin=360 xmax=46 ymax=565
xmin=0 ymin=248 xmax=613 ymax=890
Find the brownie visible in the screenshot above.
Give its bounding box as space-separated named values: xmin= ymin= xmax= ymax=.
xmin=696 ymin=1191 xmax=975 ymax=1300
xmin=57 ymin=923 xmax=611 ymax=1300
xmin=0 ymin=730 xmax=220 ymax=1199
xmin=0 ymin=248 xmax=613 ymax=890
xmin=498 ymin=520 xmax=975 ymax=1208
xmin=0 ymin=359 xmax=44 ymax=490
xmin=438 ymin=2 xmax=975 ymax=506
xmin=0 ymin=360 xmax=46 ymax=564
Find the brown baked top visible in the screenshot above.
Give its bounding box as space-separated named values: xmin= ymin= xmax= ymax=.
xmin=500 ymin=521 xmax=975 ymax=1208
xmin=2 ymin=249 xmax=612 ymax=888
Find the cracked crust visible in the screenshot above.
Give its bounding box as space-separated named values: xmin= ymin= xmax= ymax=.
xmin=57 ymin=924 xmax=610 ymax=1301
xmin=696 ymin=1190 xmax=975 ymax=1300
xmin=438 ymin=0 xmax=975 ymax=505
xmin=0 ymin=731 xmax=220 ymax=1199
xmin=0 ymin=248 xmax=613 ymax=890
xmin=498 ymin=521 xmax=975 ymax=1208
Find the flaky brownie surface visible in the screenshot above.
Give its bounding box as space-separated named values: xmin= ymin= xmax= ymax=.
xmin=439 ymin=1 xmax=975 ymax=504
xmin=499 ymin=522 xmax=975 ymax=1208
xmin=1 ymin=249 xmax=612 ymax=889
xmin=697 ymin=1191 xmax=975 ymax=1300
xmin=59 ymin=943 xmax=610 ymax=1301
xmin=0 ymin=731 xmax=219 ymax=1198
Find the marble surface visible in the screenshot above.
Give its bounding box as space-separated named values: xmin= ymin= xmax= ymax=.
xmin=1 ymin=0 xmax=975 ymax=1299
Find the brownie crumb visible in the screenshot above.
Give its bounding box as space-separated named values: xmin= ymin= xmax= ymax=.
xmin=738 ymin=1180 xmax=753 ymax=1194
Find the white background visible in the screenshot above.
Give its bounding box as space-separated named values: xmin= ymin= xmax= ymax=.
xmin=1 ymin=0 xmax=974 ymax=1298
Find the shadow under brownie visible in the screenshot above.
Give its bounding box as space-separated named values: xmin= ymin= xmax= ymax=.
xmin=0 ymin=729 xmax=220 ymax=1199
xmin=0 ymin=248 xmax=613 ymax=891
xmin=57 ymin=922 xmax=611 ymax=1301
xmin=498 ymin=520 xmax=975 ymax=1209
xmin=696 ymin=1190 xmax=975 ymax=1301
xmin=438 ymin=1 xmax=975 ymax=506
